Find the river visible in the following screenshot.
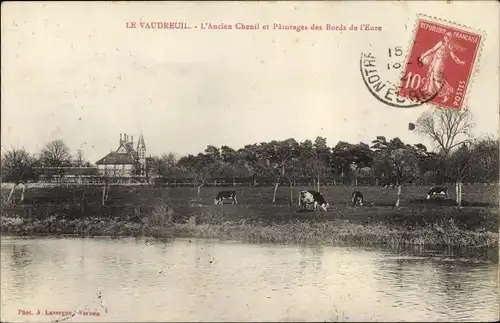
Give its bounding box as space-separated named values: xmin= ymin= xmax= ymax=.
xmin=0 ymin=236 xmax=498 ymax=322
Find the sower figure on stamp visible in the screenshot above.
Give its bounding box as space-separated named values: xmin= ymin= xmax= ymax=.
xmin=419 ymin=32 xmax=466 ymax=103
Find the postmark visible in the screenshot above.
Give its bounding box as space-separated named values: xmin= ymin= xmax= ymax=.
xmin=398 ymin=14 xmax=485 ymax=111
xmin=360 ymin=49 xmax=443 ymax=109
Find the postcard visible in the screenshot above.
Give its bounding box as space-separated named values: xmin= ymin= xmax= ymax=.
xmin=1 ymin=1 xmax=498 ymax=322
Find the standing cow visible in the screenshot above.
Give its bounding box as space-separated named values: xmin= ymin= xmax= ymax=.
xmin=381 ymin=180 xmax=396 ymax=189
xmin=426 ymin=186 xmax=449 ymax=199
xmin=298 ymin=190 xmax=329 ymax=212
xmin=214 ymin=190 xmax=238 ymax=204
xmin=351 ymin=191 xmax=364 ymax=207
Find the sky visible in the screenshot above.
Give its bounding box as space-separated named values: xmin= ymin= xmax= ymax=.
xmin=1 ymin=1 xmax=499 ymax=163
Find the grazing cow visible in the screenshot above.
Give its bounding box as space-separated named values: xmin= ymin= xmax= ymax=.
xmin=426 ymin=186 xmax=449 ymax=199
xmin=298 ymin=190 xmax=329 ymax=212
xmin=381 ymin=181 xmax=396 ymax=189
xmin=351 ymin=191 xmax=364 ymax=206
xmin=214 ymin=190 xmax=238 ymax=204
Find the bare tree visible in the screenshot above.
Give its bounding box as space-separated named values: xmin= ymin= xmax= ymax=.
xmin=74 ymin=149 xmax=85 ymax=167
xmin=1 ymin=148 xmax=36 ymax=203
xmin=40 ymin=140 xmax=72 ymax=167
xmin=415 ymin=108 xmax=475 ymax=157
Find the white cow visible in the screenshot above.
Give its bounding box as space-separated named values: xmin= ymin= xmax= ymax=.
xmin=298 ymin=190 xmax=329 ymax=211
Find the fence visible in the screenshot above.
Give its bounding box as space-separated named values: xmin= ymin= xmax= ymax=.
xmin=36 ymin=175 xmax=150 ymax=185
xmin=4 ymin=175 xmax=498 ymax=188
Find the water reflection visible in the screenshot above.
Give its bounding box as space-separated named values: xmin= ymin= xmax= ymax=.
xmin=0 ymin=236 xmax=498 ymax=322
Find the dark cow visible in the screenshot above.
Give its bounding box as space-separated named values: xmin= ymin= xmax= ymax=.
xmin=214 ymin=190 xmax=238 ymax=205
xmin=380 ymin=181 xmax=396 ymax=189
xmin=351 ymin=191 xmax=364 ymax=206
xmin=298 ymin=190 xmax=329 ymax=212
xmin=426 ymin=186 xmax=448 ymax=199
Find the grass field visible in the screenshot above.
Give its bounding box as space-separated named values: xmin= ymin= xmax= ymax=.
xmin=3 ymin=183 xmax=498 ymax=207
xmin=1 ymin=184 xmax=498 ymax=247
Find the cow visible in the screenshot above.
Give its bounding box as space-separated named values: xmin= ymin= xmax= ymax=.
xmin=351 ymin=191 xmax=364 ymax=207
xmin=426 ymin=186 xmax=449 ymax=199
xmin=214 ymin=190 xmax=238 ymax=204
xmin=381 ymin=181 xmax=396 ymax=189
xmin=298 ymin=190 xmax=329 ymax=212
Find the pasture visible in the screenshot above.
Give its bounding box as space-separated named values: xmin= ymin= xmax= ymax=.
xmin=1 ymin=184 xmax=498 ymax=247
xmin=1 ymin=183 xmax=498 ymax=233
xmin=3 ymin=183 xmax=499 ymax=207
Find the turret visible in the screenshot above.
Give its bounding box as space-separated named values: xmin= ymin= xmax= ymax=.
xmin=137 ymin=132 xmax=146 ymax=176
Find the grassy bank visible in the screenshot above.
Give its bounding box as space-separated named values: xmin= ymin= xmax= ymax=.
xmin=1 ymin=185 xmax=498 ymax=248
xmin=1 ymin=203 xmax=498 ymax=248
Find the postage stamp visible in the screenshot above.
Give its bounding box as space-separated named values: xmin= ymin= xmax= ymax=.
xmin=398 ymin=14 xmax=485 ymax=111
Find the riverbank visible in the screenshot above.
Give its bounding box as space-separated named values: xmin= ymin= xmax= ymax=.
xmin=2 ymin=185 xmax=498 ymax=247
xmin=1 ymin=203 xmax=497 ymax=248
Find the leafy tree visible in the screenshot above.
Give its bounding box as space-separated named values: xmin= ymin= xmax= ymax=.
xmin=150 ymin=153 xmax=179 ymax=177
xmin=219 ymin=145 xmax=248 ymax=177
xmin=311 ymin=136 xmax=330 ymax=191
xmin=371 ymin=137 xmax=418 ymax=206
xmin=331 ymin=141 xmax=356 ymax=184
xmin=236 ymin=144 xmax=270 ymax=186
xmin=350 ymin=142 xmax=374 ymax=185
xmin=446 ymin=142 xmax=477 ymax=206
xmin=412 ymin=143 xmax=439 ymax=185
xmin=297 ymin=139 xmax=314 ymax=178
xmin=467 ymin=136 xmax=499 ymax=183
xmin=389 ymin=146 xmax=419 ymax=207
xmin=177 ymin=147 xmax=223 ymax=196
xmin=257 ymin=138 xmax=299 ymax=203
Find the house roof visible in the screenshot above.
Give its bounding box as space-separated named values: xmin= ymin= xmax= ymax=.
xmin=116 ymin=142 xmax=138 ymax=156
xmin=95 ymin=152 xmax=136 ymax=165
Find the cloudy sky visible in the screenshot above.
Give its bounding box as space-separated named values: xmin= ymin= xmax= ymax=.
xmin=2 ymin=1 xmax=498 ymax=163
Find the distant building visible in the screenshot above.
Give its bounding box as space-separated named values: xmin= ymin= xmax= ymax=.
xmin=95 ymin=133 xmax=148 ymax=177
xmin=34 ymin=166 xmax=99 ymax=183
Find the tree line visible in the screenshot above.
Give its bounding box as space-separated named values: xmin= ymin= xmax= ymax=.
xmin=150 ymin=108 xmax=497 ymax=187
xmin=2 ymin=107 xmax=498 ymax=204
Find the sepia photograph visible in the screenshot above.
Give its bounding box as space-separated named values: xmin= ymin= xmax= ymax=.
xmin=1 ymin=1 xmax=499 ymax=322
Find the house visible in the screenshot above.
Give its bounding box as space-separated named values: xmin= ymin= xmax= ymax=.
xmin=95 ymin=133 xmax=148 ymax=177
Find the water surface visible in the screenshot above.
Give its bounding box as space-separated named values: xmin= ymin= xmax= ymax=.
xmin=1 ymin=236 xmax=498 ymax=322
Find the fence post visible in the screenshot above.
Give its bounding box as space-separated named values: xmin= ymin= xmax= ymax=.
xmin=166 ymin=207 xmax=174 ymax=223
xmin=25 ymin=207 xmax=32 ymax=220
xmin=188 ymin=215 xmax=196 ymax=229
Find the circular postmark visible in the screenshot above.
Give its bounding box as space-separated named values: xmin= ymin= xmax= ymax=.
xmin=359 ymin=46 xmax=445 ymax=108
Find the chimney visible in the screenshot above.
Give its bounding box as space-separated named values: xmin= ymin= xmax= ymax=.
xmin=131 ymin=135 xmax=134 ymax=145
xmin=120 ymin=133 xmax=122 ymax=143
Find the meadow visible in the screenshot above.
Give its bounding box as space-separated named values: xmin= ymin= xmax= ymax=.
xmin=1 ymin=183 xmax=498 ymax=248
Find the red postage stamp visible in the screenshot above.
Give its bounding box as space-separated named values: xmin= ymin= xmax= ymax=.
xmin=398 ymin=15 xmax=484 ymax=111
